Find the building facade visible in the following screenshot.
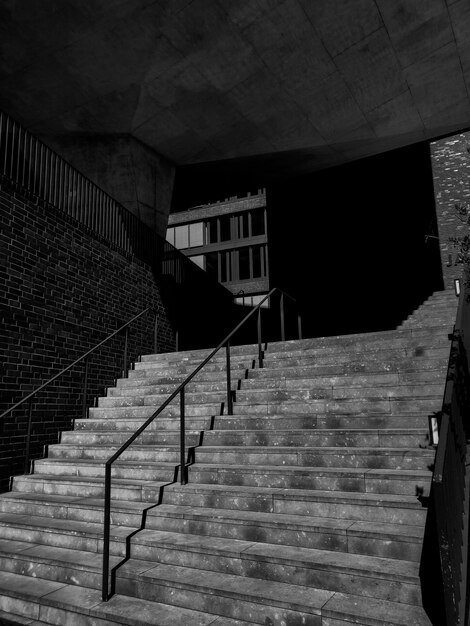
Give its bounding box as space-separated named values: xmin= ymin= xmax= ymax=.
xmin=166 ymin=190 xmax=270 ymax=307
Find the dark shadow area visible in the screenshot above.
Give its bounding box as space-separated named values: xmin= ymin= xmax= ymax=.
xmin=420 ymin=490 xmax=446 ymax=625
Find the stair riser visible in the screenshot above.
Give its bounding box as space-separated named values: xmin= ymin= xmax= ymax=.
xmin=232 ymin=398 xmax=440 ymax=414
xmin=34 ymin=462 xmax=177 ymax=482
xmin=145 ymin=515 xmax=423 ymax=562
xmin=0 ymin=525 xmax=124 ymax=556
xmin=121 ymin=545 xmax=421 ymax=606
xmin=100 ymin=384 xmax=445 ymax=407
xmin=162 ymin=490 xmax=426 ymax=525
xmin=116 ymin=577 xmax=321 ymax=626
xmin=184 ymin=468 xmax=430 ymax=496
xmin=47 ymin=446 xmax=181 ymax=463
xmin=88 ymin=405 xmax=222 ymax=419
xmin=11 ymin=478 xmax=145 ymax=502
xmin=61 ymin=432 xmax=201 ymax=445
xmin=0 ymin=501 xmax=143 ymax=528
xmin=74 ymin=418 xmax=212 ymax=432
xmin=194 ymin=450 xmax=434 ymax=470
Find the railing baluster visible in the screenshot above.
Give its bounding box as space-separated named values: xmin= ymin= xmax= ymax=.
xmin=82 ymin=356 xmax=89 ymax=420
xmin=24 ymin=398 xmax=33 ymax=474
xmin=226 ymin=341 xmax=233 ymax=415
xmin=298 ymin=313 xmax=302 ymax=340
xmin=102 ymin=463 xmax=111 ymax=601
xmin=280 ymin=292 xmax=285 ymax=341
xmin=180 ymin=388 xmax=186 ymax=485
xmin=122 ymin=326 xmax=129 ymax=378
xmin=258 ymin=307 xmax=263 ymax=368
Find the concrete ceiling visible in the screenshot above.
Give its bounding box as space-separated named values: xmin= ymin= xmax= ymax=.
xmin=1 ymin=0 xmax=469 ymax=178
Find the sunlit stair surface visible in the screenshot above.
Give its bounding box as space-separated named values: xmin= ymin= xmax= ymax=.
xmin=0 ymin=290 xmax=458 ymax=625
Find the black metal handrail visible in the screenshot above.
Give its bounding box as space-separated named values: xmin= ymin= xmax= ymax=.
xmin=101 ymin=287 xmax=301 ymax=600
xmin=433 ymin=283 xmax=470 ymax=624
xmin=1 ymin=307 xmax=156 ymax=474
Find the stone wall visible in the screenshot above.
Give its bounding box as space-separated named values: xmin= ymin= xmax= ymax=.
xmin=431 ymin=132 xmax=470 ymax=289
xmin=0 ymin=179 xmax=175 ymax=492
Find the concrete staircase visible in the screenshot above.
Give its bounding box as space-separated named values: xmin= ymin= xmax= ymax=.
xmin=0 ymin=290 xmax=458 ymax=625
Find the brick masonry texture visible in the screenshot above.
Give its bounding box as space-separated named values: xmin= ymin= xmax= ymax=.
xmin=0 ymin=180 xmax=175 ymax=492
xmin=431 ymin=132 xmax=470 ymax=289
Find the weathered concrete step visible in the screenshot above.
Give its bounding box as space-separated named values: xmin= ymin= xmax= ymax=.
xmin=133 ymin=358 xmax=253 ymax=373
xmin=232 ymin=397 xmax=441 ymax=415
xmin=145 ymin=503 xmax=425 ymax=562
xmin=162 ymin=483 xmax=428 ymax=525
xmin=11 ymin=474 xmax=168 ymax=502
xmin=88 ymin=405 xmax=223 ymax=419
xmin=47 ymin=444 xmax=183 ymax=463
xmin=72 ymin=413 xmax=430 ymax=433
xmin=116 ymin=362 xmax=448 ymax=388
xmin=61 ymin=431 xmax=201 ymax=447
xmin=116 ymin=559 xmax=432 ymax=625
xmin=97 ymin=384 xmax=444 ymax=409
xmin=0 ymin=493 xmax=148 ymax=527
xmin=201 ymin=428 xmax=428 ymax=447
xmin=234 ymin=384 xmax=445 ymax=402
xmin=194 ymin=445 xmax=434 ymax=470
xmin=119 ymin=529 xmax=422 ymax=605
xmin=97 ymin=392 xmax=227 ymax=408
xmin=183 ymin=464 xmax=430 ymax=496
xmin=34 ymin=459 xmax=178 ymax=482
xmin=0 ymin=513 xmax=131 ymax=556
xmin=0 ymin=571 xmax=237 ymax=626
xmin=107 ymin=379 xmax=445 ymax=401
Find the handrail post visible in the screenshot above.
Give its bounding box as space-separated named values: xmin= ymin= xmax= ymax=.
xmin=280 ymin=292 xmax=285 ymax=341
xmin=298 ymin=312 xmax=303 ymax=340
xmin=122 ymin=326 xmax=129 ymax=378
xmin=226 ymin=341 xmax=233 ymax=415
xmin=257 ymin=308 xmax=263 ymax=368
xmin=82 ymin=356 xmax=89 ymax=420
xmin=24 ymin=398 xmax=33 ymax=474
xmin=102 ymin=463 xmax=111 ymax=601
xmin=154 ymin=312 xmax=158 ymax=353
xmin=180 ymin=388 xmax=186 ymax=485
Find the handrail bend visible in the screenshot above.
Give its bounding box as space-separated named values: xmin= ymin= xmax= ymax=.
xmin=101 ymin=287 xmax=301 ymax=600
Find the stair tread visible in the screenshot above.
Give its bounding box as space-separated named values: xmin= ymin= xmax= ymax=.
xmin=0 ymin=571 xmax=246 ymax=625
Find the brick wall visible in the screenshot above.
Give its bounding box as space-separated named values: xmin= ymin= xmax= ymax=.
xmin=431 ymin=132 xmax=470 ymax=288
xmin=0 ymin=180 xmax=175 ymax=492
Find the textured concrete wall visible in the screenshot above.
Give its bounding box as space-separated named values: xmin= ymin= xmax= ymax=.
xmin=431 ymin=132 xmax=470 ymax=289
xmin=42 ymin=134 xmax=175 ymax=238
xmin=0 ymin=179 xmax=175 ymax=492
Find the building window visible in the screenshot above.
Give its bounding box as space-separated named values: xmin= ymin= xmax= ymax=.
xmin=174 ymin=225 xmax=189 ymax=249
xmin=189 ymin=222 xmax=204 ymax=247
xmin=235 ymin=294 xmax=269 ymax=308
xmin=251 ymin=208 xmax=265 ymax=236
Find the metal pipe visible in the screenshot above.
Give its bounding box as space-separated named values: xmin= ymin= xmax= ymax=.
xmin=226 ymin=341 xmax=233 ymax=415
xmin=122 ymin=326 xmax=129 ymax=378
xmin=180 ymin=388 xmax=186 ymax=485
xmin=82 ymin=357 xmax=89 ymax=420
xmin=258 ymin=308 xmax=263 ymax=368
xmin=280 ymin=292 xmax=285 ymax=341
xmin=298 ymin=314 xmax=303 ymax=340
xmin=102 ymin=463 xmax=112 ymax=601
xmin=24 ymin=398 xmax=33 ymax=474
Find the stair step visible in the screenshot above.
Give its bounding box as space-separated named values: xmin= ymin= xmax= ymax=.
xmin=117 ymin=530 xmax=422 ymax=603
xmin=161 ymin=483 xmax=427 ymax=525
xmin=0 ymin=571 xmax=241 ymax=626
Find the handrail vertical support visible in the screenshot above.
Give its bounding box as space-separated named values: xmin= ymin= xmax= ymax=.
xmin=226 ymin=341 xmax=233 ymax=415
xmin=82 ymin=356 xmax=89 ymax=420
xmin=24 ymin=398 xmax=33 ymax=474
xmin=257 ymin=308 xmax=264 ymax=368
xmin=122 ymin=326 xmax=129 ymax=378
xmin=154 ymin=313 xmax=158 ymax=353
xmin=280 ymin=293 xmax=285 ymax=341
xmin=298 ymin=313 xmax=303 ymax=340
xmin=102 ymin=463 xmax=111 ymax=601
xmin=180 ymin=388 xmax=186 ymax=485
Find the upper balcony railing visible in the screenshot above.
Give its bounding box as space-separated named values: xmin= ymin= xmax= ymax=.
xmin=0 ymin=110 xmax=164 ymax=266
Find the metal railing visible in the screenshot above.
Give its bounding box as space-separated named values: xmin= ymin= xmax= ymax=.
xmin=101 ymin=287 xmax=302 ymax=600
xmin=433 ymin=283 xmax=470 ymax=624
xmin=0 ymin=308 xmax=157 ymax=474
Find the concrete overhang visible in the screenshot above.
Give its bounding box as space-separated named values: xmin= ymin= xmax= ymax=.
xmin=0 ymin=0 xmax=469 ymax=180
